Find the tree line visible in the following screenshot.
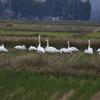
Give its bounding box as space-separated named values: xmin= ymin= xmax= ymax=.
xmin=0 ymin=0 xmax=91 ymax=21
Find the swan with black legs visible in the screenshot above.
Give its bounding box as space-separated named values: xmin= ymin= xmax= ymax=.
xmin=84 ymin=40 xmax=93 ymax=54
xmin=14 ymin=45 xmax=26 ymax=50
xmin=45 ymin=39 xmax=60 ymax=53
xmin=37 ymin=35 xmax=45 ymax=53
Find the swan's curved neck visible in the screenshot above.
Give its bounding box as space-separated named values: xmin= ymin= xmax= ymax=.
xmin=46 ymin=40 xmax=49 ymax=47
xmin=23 ymin=45 xmax=26 ymax=48
xmin=88 ymin=40 xmax=90 ymax=48
xmin=68 ymin=41 xmax=70 ymax=48
xmin=2 ymin=44 xmax=4 ymax=47
xmin=38 ymin=36 xmax=41 ymax=47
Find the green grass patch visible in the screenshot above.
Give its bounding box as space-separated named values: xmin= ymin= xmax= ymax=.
xmin=86 ymin=32 xmax=100 ymax=38
xmin=0 ymin=30 xmax=78 ymax=37
xmin=0 ymin=70 xmax=100 ymax=100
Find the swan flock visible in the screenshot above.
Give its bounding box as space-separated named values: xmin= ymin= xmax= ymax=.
xmin=0 ymin=35 xmax=100 ymax=55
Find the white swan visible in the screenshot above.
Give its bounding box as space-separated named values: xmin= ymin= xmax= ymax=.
xmin=60 ymin=41 xmax=73 ymax=53
xmin=0 ymin=44 xmax=8 ymax=52
xmin=14 ymin=45 xmax=26 ymax=50
xmin=99 ymin=50 xmax=100 ymax=55
xmin=45 ymin=39 xmax=60 ymax=53
xmin=84 ymin=40 xmax=93 ymax=54
xmin=37 ymin=35 xmax=45 ymax=53
xmin=97 ymin=48 xmax=100 ymax=52
xmin=28 ymin=46 xmax=37 ymax=51
xmin=60 ymin=48 xmax=67 ymax=53
xmin=67 ymin=41 xmax=79 ymax=52
xmin=60 ymin=48 xmax=73 ymax=53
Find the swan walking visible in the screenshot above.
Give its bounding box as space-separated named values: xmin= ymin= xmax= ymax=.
xmin=37 ymin=35 xmax=45 ymax=53
xmin=28 ymin=46 xmax=37 ymax=51
xmin=14 ymin=45 xmax=26 ymax=50
xmin=45 ymin=39 xmax=60 ymax=53
xmin=84 ymin=40 xmax=93 ymax=54
xmin=0 ymin=44 xmax=8 ymax=52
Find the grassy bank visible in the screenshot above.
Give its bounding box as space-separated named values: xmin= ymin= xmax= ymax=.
xmin=0 ymin=50 xmax=100 ymax=76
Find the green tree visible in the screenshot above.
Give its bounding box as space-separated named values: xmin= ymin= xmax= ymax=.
xmin=44 ymin=0 xmax=63 ymax=18
xmin=79 ymin=0 xmax=91 ymax=21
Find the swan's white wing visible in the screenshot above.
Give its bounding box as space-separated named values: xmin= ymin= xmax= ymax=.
xmin=60 ymin=48 xmax=67 ymax=51
xmin=60 ymin=48 xmax=68 ymax=53
xmin=88 ymin=48 xmax=93 ymax=54
xmin=14 ymin=46 xmax=21 ymax=49
xmin=45 ymin=46 xmax=60 ymax=53
xmin=14 ymin=45 xmax=26 ymax=50
xmin=84 ymin=48 xmax=93 ymax=54
xmin=28 ymin=46 xmax=37 ymax=51
xmin=70 ymin=47 xmax=79 ymax=52
xmin=84 ymin=49 xmax=88 ymax=53
xmin=63 ymin=48 xmax=72 ymax=53
xmin=49 ymin=47 xmax=59 ymax=53
xmin=0 ymin=47 xmax=8 ymax=52
xmin=99 ymin=51 xmax=100 ymax=55
xmin=37 ymin=46 xmax=45 ymax=53
xmin=97 ymin=48 xmax=100 ymax=52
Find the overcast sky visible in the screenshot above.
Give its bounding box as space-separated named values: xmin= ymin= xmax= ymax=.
xmin=82 ymin=0 xmax=100 ymax=11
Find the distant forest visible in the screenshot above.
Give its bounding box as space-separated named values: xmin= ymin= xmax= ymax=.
xmin=0 ymin=0 xmax=91 ymax=21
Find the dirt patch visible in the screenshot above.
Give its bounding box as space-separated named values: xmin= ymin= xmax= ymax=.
xmin=77 ymin=93 xmax=84 ymax=100
xmin=49 ymin=91 xmax=58 ymax=100
xmin=93 ymin=28 xmax=100 ymax=33
xmin=90 ymin=91 xmax=100 ymax=100
xmin=59 ymin=89 xmax=75 ymax=100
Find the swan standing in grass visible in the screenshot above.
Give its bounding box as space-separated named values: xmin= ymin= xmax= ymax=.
xmin=84 ymin=40 xmax=93 ymax=54
xmin=45 ymin=39 xmax=60 ymax=53
xmin=0 ymin=44 xmax=8 ymax=52
xmin=14 ymin=45 xmax=26 ymax=50
xmin=37 ymin=35 xmax=45 ymax=53
xmin=28 ymin=46 xmax=37 ymax=51
xmin=67 ymin=41 xmax=79 ymax=52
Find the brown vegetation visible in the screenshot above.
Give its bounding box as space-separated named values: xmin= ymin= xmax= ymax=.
xmin=0 ymin=51 xmax=100 ymax=76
